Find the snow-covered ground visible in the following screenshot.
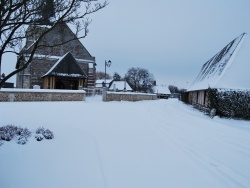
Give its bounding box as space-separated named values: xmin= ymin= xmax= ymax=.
xmin=1 ymin=96 xmax=250 ymax=188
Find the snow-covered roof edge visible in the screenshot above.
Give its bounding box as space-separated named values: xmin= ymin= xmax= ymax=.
xmin=153 ymin=85 xmax=171 ymax=94
xmin=109 ymin=81 xmax=133 ymax=91
xmin=42 ymin=52 xmax=70 ymax=77
xmin=27 ymin=54 xmax=95 ymax=63
xmin=95 ymin=79 xmax=113 ymax=84
xmin=187 ymin=33 xmax=246 ymax=91
xmin=42 ymin=52 xmax=88 ymax=78
xmin=213 ymin=33 xmax=246 ymax=88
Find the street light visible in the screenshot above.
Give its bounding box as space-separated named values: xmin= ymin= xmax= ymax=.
xmin=104 ymin=60 xmax=111 ymax=87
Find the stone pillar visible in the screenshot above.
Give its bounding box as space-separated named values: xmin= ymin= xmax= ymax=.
xmin=8 ymin=94 xmax=15 ymax=102
xmin=102 ymin=87 xmax=107 ymax=101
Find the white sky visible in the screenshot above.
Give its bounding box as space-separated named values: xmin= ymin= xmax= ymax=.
xmin=83 ymin=0 xmax=250 ymax=88
xmin=2 ymin=0 xmax=250 ymax=88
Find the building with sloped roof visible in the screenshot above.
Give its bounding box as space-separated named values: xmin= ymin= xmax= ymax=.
xmin=109 ymin=81 xmax=133 ymax=91
xmin=16 ymin=22 xmax=96 ymax=89
xmin=153 ymin=85 xmax=171 ymax=99
xmin=95 ymin=79 xmax=113 ymax=88
xmin=186 ymin=33 xmax=250 ymax=109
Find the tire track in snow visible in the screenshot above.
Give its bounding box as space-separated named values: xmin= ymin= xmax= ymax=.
xmin=146 ymin=99 xmax=249 ymax=188
xmin=150 ymin=99 xmax=250 ymax=156
xmin=93 ymin=136 xmax=109 ymax=188
xmin=61 ymin=124 xmax=109 ymax=188
xmin=145 ymin=106 xmax=233 ymax=187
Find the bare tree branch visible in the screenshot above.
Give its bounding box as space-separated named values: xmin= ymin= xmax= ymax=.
xmin=125 ymin=67 xmax=155 ymax=92
xmin=0 ymin=0 xmax=108 ymax=88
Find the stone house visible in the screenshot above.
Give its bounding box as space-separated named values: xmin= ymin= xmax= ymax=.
xmin=16 ymin=22 xmax=96 ymax=89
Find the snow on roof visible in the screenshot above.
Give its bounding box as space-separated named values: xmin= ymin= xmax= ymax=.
xmin=95 ymin=79 xmax=113 ymax=88
xmin=95 ymin=79 xmax=113 ymax=84
xmin=31 ymin=54 xmax=95 ymax=63
xmin=42 ymin=52 xmax=87 ymax=78
xmin=153 ymin=85 xmax=171 ymax=94
xmin=42 ymin=52 xmax=70 ymax=77
xmin=188 ymin=33 xmax=250 ymax=91
xmin=109 ymin=81 xmax=133 ymax=91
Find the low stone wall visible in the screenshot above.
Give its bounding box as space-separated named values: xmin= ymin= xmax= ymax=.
xmin=105 ymin=92 xmax=157 ymax=102
xmin=0 ymin=89 xmax=86 ymax=102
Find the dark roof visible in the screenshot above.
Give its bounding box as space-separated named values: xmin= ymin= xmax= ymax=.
xmin=23 ymin=22 xmax=95 ymax=61
xmin=42 ymin=52 xmax=87 ymax=78
xmin=0 ymin=80 xmax=14 ymax=88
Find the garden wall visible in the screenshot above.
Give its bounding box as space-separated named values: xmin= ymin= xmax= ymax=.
xmin=104 ymin=92 xmax=157 ymax=102
xmin=0 ymin=89 xmax=86 ymax=102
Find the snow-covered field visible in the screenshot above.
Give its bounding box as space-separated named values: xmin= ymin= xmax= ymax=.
xmin=1 ymin=96 xmax=250 ymax=188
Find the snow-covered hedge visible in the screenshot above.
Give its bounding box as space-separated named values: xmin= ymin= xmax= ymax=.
xmin=0 ymin=125 xmax=54 ymax=146
xmin=207 ymin=88 xmax=250 ymax=119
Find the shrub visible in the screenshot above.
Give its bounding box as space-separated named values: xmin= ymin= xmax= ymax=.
xmin=35 ymin=127 xmax=54 ymax=140
xmin=208 ymin=88 xmax=250 ymax=119
xmin=17 ymin=137 xmax=28 ymax=145
xmin=35 ymin=135 xmax=44 ymax=141
xmin=16 ymin=128 xmax=32 ymax=145
xmin=36 ymin=127 xmax=45 ymax=134
xmin=0 ymin=125 xmax=54 ymax=146
xmin=42 ymin=129 xmax=54 ymax=139
xmin=0 ymin=125 xmax=18 ymax=141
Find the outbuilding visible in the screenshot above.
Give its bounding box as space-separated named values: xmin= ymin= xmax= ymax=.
xmin=186 ymin=33 xmax=250 ymax=112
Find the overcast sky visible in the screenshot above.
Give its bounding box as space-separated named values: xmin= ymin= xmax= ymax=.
xmin=2 ymin=0 xmax=250 ymax=88
xmin=83 ymin=0 xmax=250 ymax=88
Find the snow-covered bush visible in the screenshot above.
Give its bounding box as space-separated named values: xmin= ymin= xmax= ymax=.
xmin=208 ymin=88 xmax=250 ymax=119
xmin=0 ymin=125 xmax=18 ymax=141
xmin=42 ymin=129 xmax=54 ymax=139
xmin=36 ymin=127 xmax=45 ymax=134
xmin=35 ymin=127 xmax=54 ymax=140
xmin=0 ymin=125 xmax=54 ymax=146
xmin=16 ymin=128 xmax=32 ymax=145
xmin=17 ymin=137 xmax=28 ymax=145
xmin=0 ymin=125 xmax=32 ymax=145
xmin=35 ymin=135 xmax=44 ymax=141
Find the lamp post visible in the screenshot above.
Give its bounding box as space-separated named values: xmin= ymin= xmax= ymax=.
xmin=104 ymin=60 xmax=111 ymax=87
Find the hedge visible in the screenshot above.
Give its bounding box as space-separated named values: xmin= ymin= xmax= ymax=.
xmin=207 ymin=88 xmax=250 ymax=119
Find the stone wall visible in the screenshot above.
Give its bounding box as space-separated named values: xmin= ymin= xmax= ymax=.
xmin=30 ymin=58 xmax=58 ymax=88
xmin=105 ymin=92 xmax=157 ymax=102
xmin=0 ymin=89 xmax=86 ymax=102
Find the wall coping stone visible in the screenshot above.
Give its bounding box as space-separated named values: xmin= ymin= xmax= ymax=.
xmin=0 ymin=89 xmax=86 ymax=102
xmin=1 ymin=88 xmax=86 ymax=93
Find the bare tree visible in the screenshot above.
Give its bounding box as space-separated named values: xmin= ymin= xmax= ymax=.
xmin=96 ymin=71 xmax=111 ymax=80
xmin=113 ymin=72 xmax=121 ymax=81
xmin=0 ymin=0 xmax=108 ymax=88
xmin=125 ymin=67 xmax=155 ymax=92
xmin=168 ymin=85 xmax=179 ymax=94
